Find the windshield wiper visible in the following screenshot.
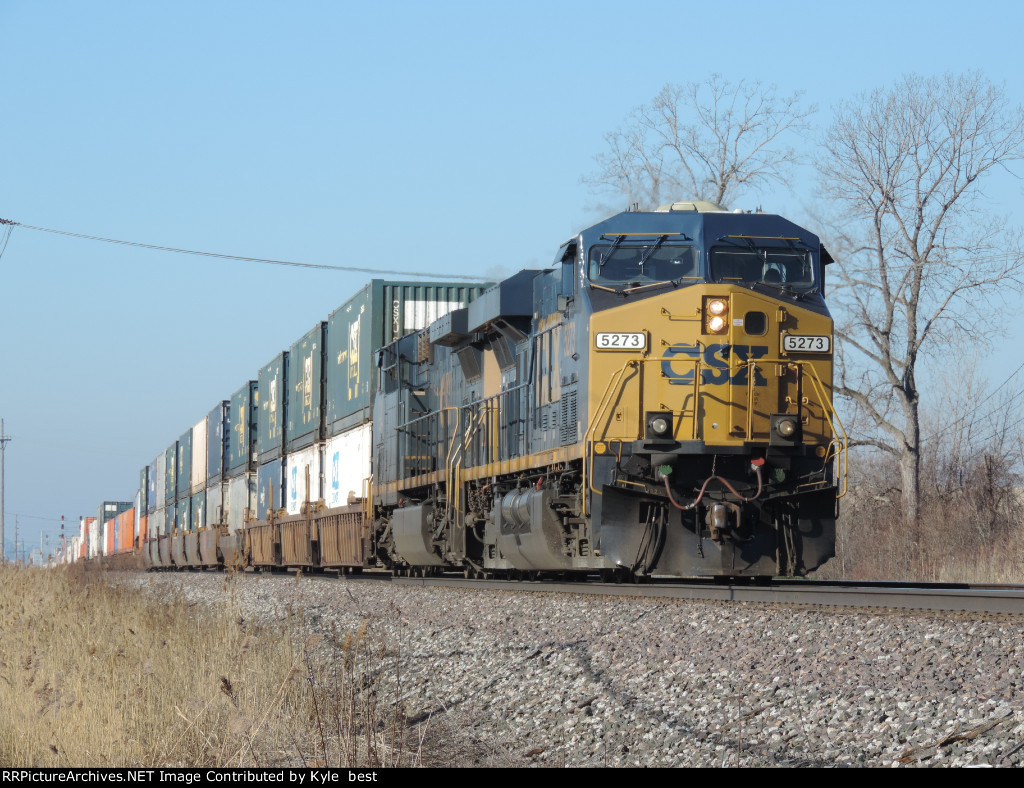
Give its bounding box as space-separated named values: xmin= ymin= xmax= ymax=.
xmin=635 ymin=235 xmax=668 ymax=273
xmin=622 ymin=280 xmax=674 ymax=294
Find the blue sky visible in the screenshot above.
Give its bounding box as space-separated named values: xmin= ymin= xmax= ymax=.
xmin=2 ymin=1 xmax=1023 ymax=559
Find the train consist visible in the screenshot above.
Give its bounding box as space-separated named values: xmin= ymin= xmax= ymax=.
xmin=75 ymin=201 xmax=846 ymax=580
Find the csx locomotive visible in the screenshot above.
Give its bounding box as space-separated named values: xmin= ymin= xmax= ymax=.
xmin=370 ymin=200 xmax=845 ymax=580
xmin=127 ymin=201 xmax=845 ymax=580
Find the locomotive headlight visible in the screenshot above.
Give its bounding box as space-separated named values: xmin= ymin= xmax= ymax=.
xmin=705 ymin=298 xmax=729 ymax=334
xmin=775 ymin=417 xmax=798 ymax=438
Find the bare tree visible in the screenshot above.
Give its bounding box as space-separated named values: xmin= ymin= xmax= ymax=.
xmin=585 ymin=75 xmax=815 ymax=210
xmin=818 ymin=72 xmax=1024 ymax=530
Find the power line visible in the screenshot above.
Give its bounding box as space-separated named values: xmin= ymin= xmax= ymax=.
xmin=922 ymin=359 xmax=1024 ymax=445
xmin=0 ymin=217 xmax=491 ymax=281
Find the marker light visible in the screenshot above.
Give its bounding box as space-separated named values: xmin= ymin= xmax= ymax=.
xmin=650 ymin=417 xmax=670 ymax=436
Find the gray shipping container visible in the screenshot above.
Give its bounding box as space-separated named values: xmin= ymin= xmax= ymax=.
xmin=324 ymin=280 xmax=489 ymax=435
xmin=227 ymin=381 xmax=258 ymax=477
xmin=176 ymin=429 xmax=192 ymax=501
xmin=257 ymin=353 xmax=288 ymax=462
xmin=286 ymin=322 xmax=326 ymax=452
xmin=147 ymin=457 xmax=158 ymax=514
xmin=139 ymin=466 xmax=149 ymax=516
xmin=97 ymin=501 xmax=131 ymax=531
xmin=164 ymin=444 xmax=177 ymax=506
xmin=207 ymin=401 xmax=229 ymax=484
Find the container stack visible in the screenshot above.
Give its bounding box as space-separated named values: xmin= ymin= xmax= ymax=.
xmin=103 ymin=279 xmax=487 ymax=571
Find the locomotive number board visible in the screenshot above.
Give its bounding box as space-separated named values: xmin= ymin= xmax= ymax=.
xmin=595 ymin=332 xmax=647 ymax=350
xmin=782 ymin=335 xmax=830 ymax=352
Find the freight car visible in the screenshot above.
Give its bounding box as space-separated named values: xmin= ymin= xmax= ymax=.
xmin=117 ymin=201 xmax=845 ymax=580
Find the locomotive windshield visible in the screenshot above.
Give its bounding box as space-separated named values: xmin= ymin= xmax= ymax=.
xmin=709 ymin=242 xmax=817 ymax=290
xmin=588 ymin=242 xmax=699 ymax=285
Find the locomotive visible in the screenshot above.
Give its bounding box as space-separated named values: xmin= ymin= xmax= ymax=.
xmin=125 ymin=201 xmax=846 ymax=580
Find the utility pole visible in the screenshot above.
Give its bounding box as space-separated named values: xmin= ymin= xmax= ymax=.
xmin=0 ymin=418 xmax=9 ymax=566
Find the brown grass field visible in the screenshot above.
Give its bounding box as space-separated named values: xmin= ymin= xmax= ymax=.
xmin=0 ymin=565 xmax=415 ymax=768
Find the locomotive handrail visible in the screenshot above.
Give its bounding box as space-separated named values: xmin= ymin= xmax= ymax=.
xmin=583 ymin=354 xmax=848 ymax=506
xmin=582 ymin=363 xmax=633 ymax=515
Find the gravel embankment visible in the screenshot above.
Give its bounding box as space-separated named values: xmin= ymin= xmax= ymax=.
xmin=110 ymin=571 xmax=1024 ymax=767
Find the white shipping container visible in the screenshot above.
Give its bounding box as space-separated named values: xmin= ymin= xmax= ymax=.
xmin=226 ymin=474 xmax=254 ymax=533
xmin=206 ymin=482 xmax=224 ymax=526
xmin=88 ymin=522 xmax=100 ymax=558
xmin=324 ymin=423 xmax=372 ymax=508
xmin=134 ymin=490 xmax=143 ymax=539
xmin=152 ymin=508 xmax=165 ymax=538
xmin=69 ymin=535 xmax=81 ymax=563
xmin=286 ymin=445 xmax=322 ymax=515
xmin=192 ymin=417 xmax=208 ymax=493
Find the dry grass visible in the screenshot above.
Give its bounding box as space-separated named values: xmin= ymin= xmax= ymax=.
xmin=0 ymin=565 xmax=416 ymax=768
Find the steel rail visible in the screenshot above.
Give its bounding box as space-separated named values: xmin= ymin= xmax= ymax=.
xmin=370 ymin=575 xmax=1024 ymax=615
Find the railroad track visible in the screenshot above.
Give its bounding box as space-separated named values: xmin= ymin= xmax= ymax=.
xmin=239 ymin=567 xmax=1024 ymax=615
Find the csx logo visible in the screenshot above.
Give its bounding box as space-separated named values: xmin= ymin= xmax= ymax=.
xmin=662 ymin=343 xmax=769 ymax=386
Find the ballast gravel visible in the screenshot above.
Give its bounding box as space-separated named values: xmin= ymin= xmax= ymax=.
xmin=113 ymin=571 xmax=1024 ymax=768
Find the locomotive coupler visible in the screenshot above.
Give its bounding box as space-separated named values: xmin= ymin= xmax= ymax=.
xmin=707 ymin=502 xmax=741 ymax=543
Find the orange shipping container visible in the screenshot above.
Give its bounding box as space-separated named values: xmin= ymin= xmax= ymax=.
xmin=80 ymin=516 xmax=96 ymax=543
xmin=117 ymin=508 xmax=134 ymax=554
xmin=138 ymin=514 xmax=148 ymax=551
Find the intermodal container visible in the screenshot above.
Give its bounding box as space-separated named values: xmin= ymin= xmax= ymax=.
xmin=324 ymin=423 xmax=372 ymax=508
xmin=176 ymin=430 xmax=192 ymax=501
xmin=227 ymin=381 xmax=258 ymax=477
xmin=134 ymin=490 xmax=142 ymax=545
xmin=164 ymin=444 xmax=177 ymax=506
xmin=257 ymin=352 xmax=288 ymax=462
xmin=98 ymin=502 xmax=131 ymax=530
xmin=139 ymin=466 xmax=149 ymax=516
xmin=207 ymin=401 xmax=229 ymax=484
xmin=176 ymin=497 xmax=192 ymax=533
xmin=139 ymin=514 xmax=148 ymax=548
xmin=191 ymin=417 xmax=207 ymax=493
xmin=117 ymin=509 xmax=134 ymax=554
xmin=285 ymin=444 xmax=321 ymax=515
xmin=255 ymin=457 xmax=284 ymax=522
xmin=105 ymin=518 xmax=116 ymax=556
xmin=191 ymin=491 xmax=206 ymax=531
xmin=226 ymin=474 xmax=254 ymax=533
xmin=79 ymin=516 xmax=94 ymax=544
xmin=148 ymin=457 xmax=159 ymax=514
xmin=151 ymin=508 xmax=165 ymax=538
xmin=206 ymin=482 xmax=224 ymax=526
xmin=286 ymin=323 xmax=326 ymax=452
xmin=324 ymin=281 xmax=488 ymax=435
